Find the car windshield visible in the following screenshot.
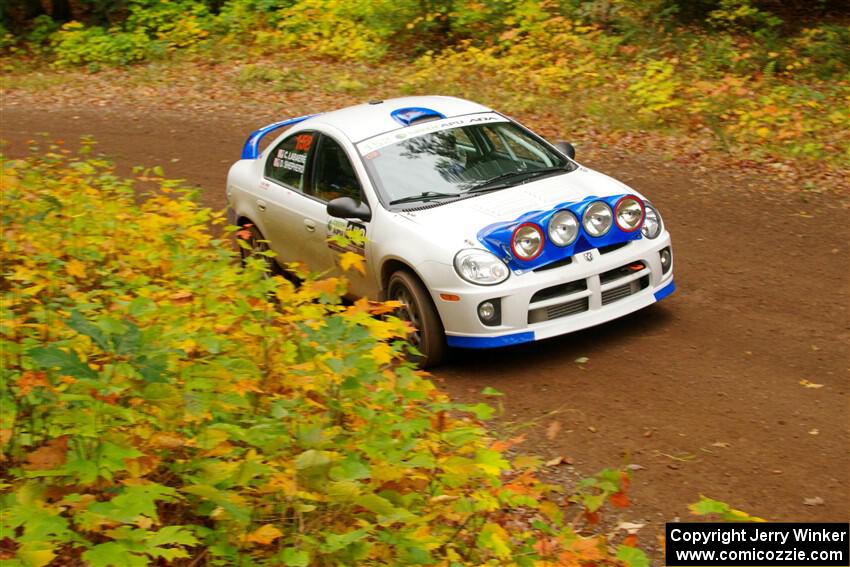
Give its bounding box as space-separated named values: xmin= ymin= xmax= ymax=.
xmin=359 ymin=117 xmax=576 ymax=207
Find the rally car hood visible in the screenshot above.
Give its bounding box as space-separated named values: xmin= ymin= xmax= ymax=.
xmin=397 ymin=167 xmax=638 ymax=248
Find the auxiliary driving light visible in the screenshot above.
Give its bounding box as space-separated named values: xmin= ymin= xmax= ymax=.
xmin=615 ymin=195 xmax=645 ymax=232
xmin=511 ymin=223 xmax=544 ymax=261
xmin=548 ymin=210 xmax=579 ymax=247
xmin=582 ymin=201 xmax=613 ymax=237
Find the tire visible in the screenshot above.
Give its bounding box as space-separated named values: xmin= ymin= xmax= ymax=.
xmin=387 ymin=270 xmax=447 ymax=368
xmin=238 ymin=223 xmax=280 ymax=275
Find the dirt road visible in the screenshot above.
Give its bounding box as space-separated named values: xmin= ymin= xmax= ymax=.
xmin=3 ymin=106 xmax=848 ymax=556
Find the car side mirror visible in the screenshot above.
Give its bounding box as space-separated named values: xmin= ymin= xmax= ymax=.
xmin=327 ymin=196 xmax=371 ymax=222
xmin=554 ymin=141 xmax=576 ymax=160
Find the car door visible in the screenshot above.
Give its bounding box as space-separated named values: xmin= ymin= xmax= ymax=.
xmin=262 ymin=130 xmax=333 ymax=274
xmin=307 ymin=133 xmax=373 ymax=298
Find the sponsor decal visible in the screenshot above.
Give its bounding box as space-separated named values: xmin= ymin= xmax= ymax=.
xmin=276 ymin=149 xmax=307 ymax=173
xmin=327 ymin=218 xmax=366 ymax=254
xmin=357 ymin=112 xmax=508 ymax=155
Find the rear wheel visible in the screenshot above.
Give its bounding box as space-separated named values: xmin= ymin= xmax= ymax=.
xmin=387 ymin=270 xmax=447 ymax=368
xmin=238 ymin=223 xmax=280 ymax=275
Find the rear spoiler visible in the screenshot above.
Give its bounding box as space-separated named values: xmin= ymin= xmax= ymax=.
xmin=240 ymin=114 xmax=319 ymax=159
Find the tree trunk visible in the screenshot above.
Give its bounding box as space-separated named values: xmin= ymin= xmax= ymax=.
xmin=50 ymin=0 xmax=72 ymax=22
xmin=22 ymin=0 xmax=46 ymax=20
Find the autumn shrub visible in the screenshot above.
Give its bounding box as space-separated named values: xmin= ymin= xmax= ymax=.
xmin=5 ymin=0 xmax=848 ymax=165
xmin=50 ymin=22 xmax=154 ymax=68
xmin=0 ymin=145 xmax=648 ymax=566
xmin=49 ymin=1 xmax=211 ymax=68
xmin=401 ymin=5 xmax=849 ymax=165
xmin=0 ymin=24 xmax=15 ymax=50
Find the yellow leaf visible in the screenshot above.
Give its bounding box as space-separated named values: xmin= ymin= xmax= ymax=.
xmin=22 ymin=284 xmax=47 ymax=296
xmin=66 ymin=259 xmax=86 ymax=279
xmin=17 ymin=548 xmax=56 ymax=567
xmin=339 ymin=251 xmax=366 ymax=275
xmin=244 ymin=523 xmax=283 ymax=545
xmin=371 ymin=343 xmax=394 ymax=365
xmin=799 ymin=379 xmax=824 ymax=389
xmin=266 ymin=473 xmax=298 ymax=497
xmin=175 ymin=339 xmax=197 ymax=354
xmin=232 ymin=379 xmax=262 ymax=396
xmin=428 ymin=494 xmax=458 ymax=504
xmin=11 ymin=266 xmax=36 ymax=281
xmin=478 ymin=522 xmax=511 ymax=558
xmin=135 ymin=515 xmax=154 ymax=529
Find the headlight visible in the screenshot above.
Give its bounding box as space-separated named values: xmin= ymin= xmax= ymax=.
xmin=511 ymin=223 xmax=544 ymax=261
xmin=582 ymin=201 xmax=612 ymax=237
xmin=454 ymin=249 xmax=510 ymax=285
xmin=548 ymin=210 xmax=579 ymax=247
xmin=641 ymin=203 xmax=663 ymax=239
xmin=615 ymin=195 xmax=644 ymax=232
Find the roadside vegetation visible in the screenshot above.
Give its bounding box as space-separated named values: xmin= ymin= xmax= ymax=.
xmin=1 ymin=145 xmax=659 ymax=565
xmin=0 ymin=144 xmax=763 ymax=566
xmin=2 ymin=0 xmax=848 ymax=171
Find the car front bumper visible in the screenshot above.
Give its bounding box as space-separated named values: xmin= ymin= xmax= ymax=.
xmin=418 ymin=233 xmax=675 ymax=348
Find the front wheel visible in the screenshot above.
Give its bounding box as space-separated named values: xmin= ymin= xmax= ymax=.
xmin=387 ymin=271 xmax=447 ymax=368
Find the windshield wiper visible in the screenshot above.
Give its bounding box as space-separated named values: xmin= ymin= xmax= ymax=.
xmin=389 ymin=191 xmax=461 ymax=206
xmin=465 ymin=166 xmax=570 ymax=194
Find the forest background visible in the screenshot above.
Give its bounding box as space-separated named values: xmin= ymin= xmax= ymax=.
xmin=1 ymin=1 xmax=847 ymax=566
xmin=3 ymin=0 xmax=849 ymax=170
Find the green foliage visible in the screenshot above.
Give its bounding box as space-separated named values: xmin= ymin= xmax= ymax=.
xmin=792 ymin=24 xmax=850 ymax=79
xmin=124 ymin=0 xmax=212 ymax=50
xmin=627 ymin=59 xmax=683 ymax=117
xmin=51 ymin=22 xmax=154 ymax=68
xmin=398 ymin=2 xmax=848 ymax=164
xmin=4 ymin=0 xmax=848 ymax=164
xmin=47 ymin=0 xmax=212 ymax=68
xmin=0 ymin=23 xmax=15 ymax=50
xmin=689 ymin=495 xmax=766 ymax=522
xmin=706 ymin=0 xmax=783 ymax=31
xmin=0 ymin=145 xmax=646 ymax=565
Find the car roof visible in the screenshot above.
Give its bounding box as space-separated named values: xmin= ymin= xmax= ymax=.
xmin=303 ymin=96 xmax=494 ymax=143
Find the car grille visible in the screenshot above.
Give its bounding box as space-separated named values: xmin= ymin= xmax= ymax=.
xmin=527 ymin=258 xmax=651 ymax=324
xmin=601 ymin=276 xmax=649 ymax=305
xmin=545 ymin=297 xmax=589 ymax=320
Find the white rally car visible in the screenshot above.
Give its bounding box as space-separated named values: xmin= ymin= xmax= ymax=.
xmin=226 ymin=96 xmax=674 ymax=366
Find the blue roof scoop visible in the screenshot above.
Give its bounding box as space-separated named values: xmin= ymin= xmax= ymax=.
xmin=390 ymin=107 xmax=446 ymax=126
xmin=241 ymin=114 xmax=317 ymax=159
